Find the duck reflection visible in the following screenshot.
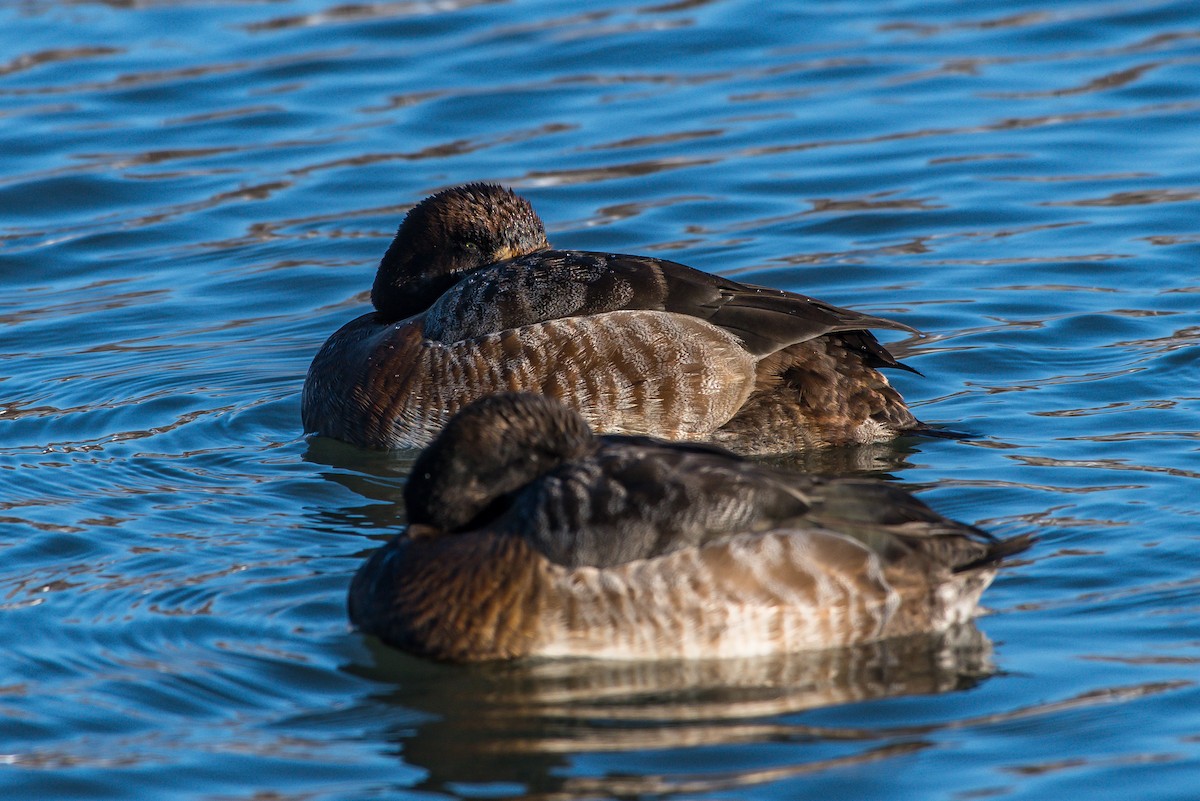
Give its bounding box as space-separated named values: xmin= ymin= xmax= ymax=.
xmin=343 ymin=625 xmax=993 ymax=796
xmin=300 ymin=436 xmax=416 ymax=534
xmin=303 ymin=420 xmax=929 ymax=481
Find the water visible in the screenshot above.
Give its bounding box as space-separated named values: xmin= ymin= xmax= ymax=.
xmin=2 ymin=0 xmax=1199 ymax=798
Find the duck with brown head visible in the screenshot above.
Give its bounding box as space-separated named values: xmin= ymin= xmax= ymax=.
xmin=302 ymin=183 xmax=925 ymax=454
xmin=348 ymin=394 xmax=1031 ymax=663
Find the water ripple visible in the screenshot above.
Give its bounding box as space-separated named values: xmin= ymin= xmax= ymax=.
xmin=3 ymin=0 xmax=1200 ymax=797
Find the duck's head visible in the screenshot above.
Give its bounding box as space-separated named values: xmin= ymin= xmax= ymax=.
xmin=404 ymin=393 xmax=594 ymax=535
xmin=371 ymin=183 xmax=550 ymax=320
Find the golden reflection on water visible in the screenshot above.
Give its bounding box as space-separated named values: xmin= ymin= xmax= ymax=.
xmin=527 ymin=743 xmax=931 ymax=800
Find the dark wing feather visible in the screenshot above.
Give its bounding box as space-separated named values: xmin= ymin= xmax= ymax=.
xmin=507 ymin=440 xmax=820 ymax=568
xmin=646 ymin=257 xmax=919 ymax=356
xmin=504 ymin=447 xmax=1030 ymax=573
xmin=422 ymin=250 xmax=919 ymax=361
xmin=803 ymin=478 xmax=1033 ymax=572
xmin=421 ymin=251 xmax=649 ymax=342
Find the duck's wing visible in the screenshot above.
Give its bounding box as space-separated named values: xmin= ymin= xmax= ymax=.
xmin=646 ymin=257 xmax=920 ymax=357
xmin=508 ymin=440 xmax=824 ymax=568
xmin=511 ymin=443 xmax=1031 ymax=575
xmin=803 ymin=478 xmax=1034 ymax=573
xmin=423 ymin=250 xmax=919 ymax=361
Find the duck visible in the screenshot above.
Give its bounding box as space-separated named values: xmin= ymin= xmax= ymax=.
xmin=302 ymin=183 xmax=926 ymax=456
xmin=348 ymin=393 xmax=1030 ymax=663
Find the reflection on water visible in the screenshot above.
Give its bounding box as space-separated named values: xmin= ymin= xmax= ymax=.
xmin=348 ymin=626 xmax=994 ymax=797
xmin=3 ymin=0 xmax=1200 ymax=798
xmin=343 ymin=633 xmax=1192 ymax=799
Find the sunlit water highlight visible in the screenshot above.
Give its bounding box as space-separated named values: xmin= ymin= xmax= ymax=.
xmin=2 ymin=0 xmax=1199 ymax=798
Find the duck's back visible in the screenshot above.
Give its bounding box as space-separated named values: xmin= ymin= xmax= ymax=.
xmin=509 ymin=448 xmax=1012 ymax=659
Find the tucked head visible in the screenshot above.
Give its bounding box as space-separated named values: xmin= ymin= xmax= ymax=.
xmin=404 ymin=393 xmax=595 ymax=534
xmin=372 ymin=183 xmax=551 ymax=320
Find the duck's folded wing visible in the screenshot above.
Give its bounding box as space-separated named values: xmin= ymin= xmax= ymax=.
xmin=423 ymin=251 xmax=919 ymax=361
xmin=804 ymin=478 xmax=1033 ymax=572
xmin=512 ymin=444 xmax=822 ymax=569
xmin=646 ymin=257 xmax=920 ymax=357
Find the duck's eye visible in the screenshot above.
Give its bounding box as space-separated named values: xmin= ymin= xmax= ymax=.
xmin=461 ymin=241 xmax=478 ymax=251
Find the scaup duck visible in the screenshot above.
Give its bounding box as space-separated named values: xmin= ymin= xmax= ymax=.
xmin=302 ymin=183 xmax=925 ymax=455
xmin=348 ymin=394 xmax=1029 ymax=662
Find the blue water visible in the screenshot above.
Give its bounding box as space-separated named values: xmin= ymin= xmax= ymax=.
xmin=2 ymin=0 xmax=1199 ymax=798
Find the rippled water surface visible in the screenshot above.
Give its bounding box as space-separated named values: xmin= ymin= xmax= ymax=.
xmin=3 ymin=0 xmax=1199 ymax=798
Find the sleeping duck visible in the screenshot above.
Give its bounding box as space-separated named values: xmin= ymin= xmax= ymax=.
xmin=348 ymin=393 xmax=1029 ymax=662
xmin=302 ymin=183 xmax=925 ymax=455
